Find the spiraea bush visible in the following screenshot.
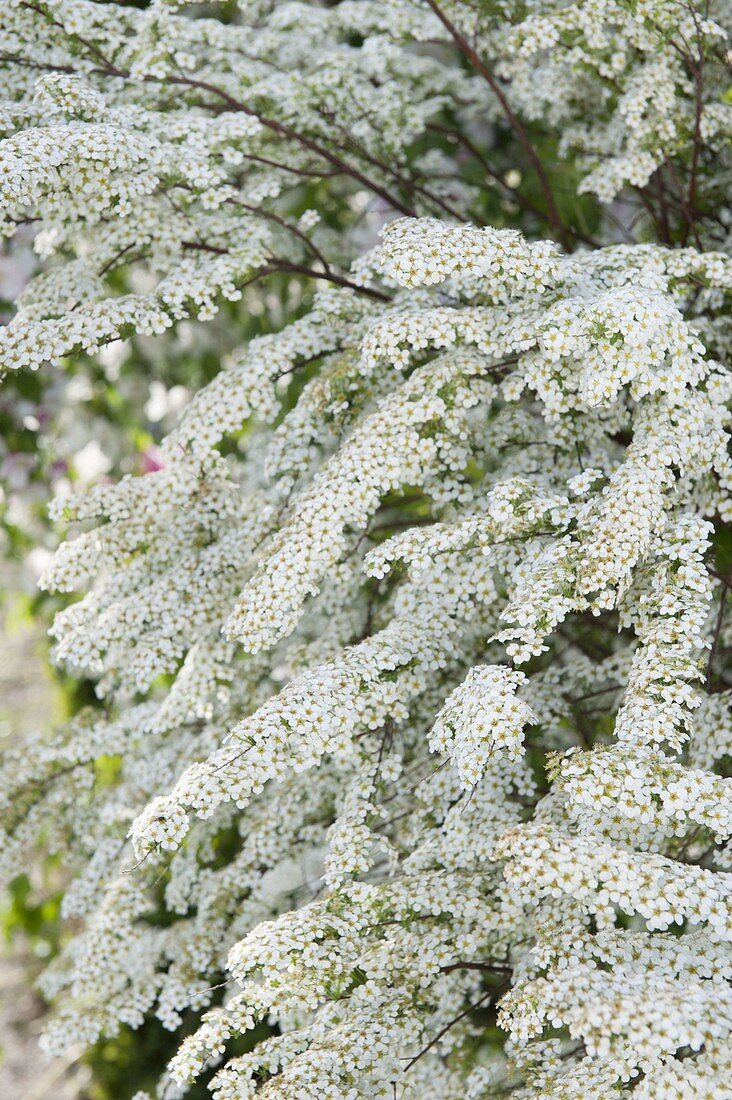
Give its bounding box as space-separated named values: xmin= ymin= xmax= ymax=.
xmin=1 ymin=1 xmax=732 ymax=1097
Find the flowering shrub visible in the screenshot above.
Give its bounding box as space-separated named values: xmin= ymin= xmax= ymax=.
xmin=2 ymin=0 xmax=732 ymax=1097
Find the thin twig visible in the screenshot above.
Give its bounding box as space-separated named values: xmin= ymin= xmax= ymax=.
xmin=424 ymin=0 xmax=571 ymax=249
xmin=402 ymin=987 xmax=498 ymax=1072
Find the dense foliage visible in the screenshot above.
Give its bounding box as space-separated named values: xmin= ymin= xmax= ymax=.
xmin=1 ymin=1 xmax=732 ymax=1097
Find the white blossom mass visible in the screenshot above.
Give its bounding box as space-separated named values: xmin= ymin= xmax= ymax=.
xmin=1 ymin=1 xmax=732 ymax=1097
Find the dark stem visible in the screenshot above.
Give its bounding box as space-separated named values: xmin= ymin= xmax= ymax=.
xmin=403 ymin=980 xmax=509 ymax=1072
xmin=180 ymin=243 xmax=390 ymax=301
xmin=423 ymin=0 xmax=571 ymax=249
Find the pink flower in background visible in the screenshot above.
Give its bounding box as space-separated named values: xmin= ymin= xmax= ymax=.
xmin=139 ymin=445 xmax=165 ymax=474
xmin=48 ymin=459 xmax=68 ymax=480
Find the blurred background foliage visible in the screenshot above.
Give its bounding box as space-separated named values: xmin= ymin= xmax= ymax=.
xmin=0 ymin=251 xmax=323 ymax=1100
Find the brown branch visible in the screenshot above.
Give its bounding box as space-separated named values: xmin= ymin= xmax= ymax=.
xmin=164 ymin=74 xmax=418 ymax=217
xmin=652 ymin=171 xmax=673 ymax=246
xmin=98 ymin=241 xmax=139 ymax=277
xmin=424 ymin=0 xmax=571 ymax=249
xmin=180 ymin=242 xmax=390 ymax=301
xmin=428 ymin=123 xmax=599 ymax=246
xmin=439 ymin=961 xmax=512 ymax=976
xmin=403 ymin=981 xmax=508 ymax=1072
xmin=231 ymin=150 xmax=342 ymax=180
xmin=568 ymin=682 xmax=623 ymax=705
xmin=19 ymin=2 xmax=418 ymax=218
xmin=429 ymin=123 xmax=546 ymax=220
xmin=0 ymin=51 xmax=74 ymax=74
xmin=230 ymin=200 xmax=332 ymax=271
xmin=330 ymin=127 xmax=467 ymax=222
xmin=663 ymin=154 xmax=702 ymax=249
xmin=683 ymin=4 xmax=706 ymax=245
xmin=707 ymin=584 xmax=728 ymax=681
xmin=21 ymin=1 xmax=126 ymax=76
xmin=268 ymin=258 xmax=390 ymax=301
xmin=631 ymin=183 xmax=670 ymax=243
